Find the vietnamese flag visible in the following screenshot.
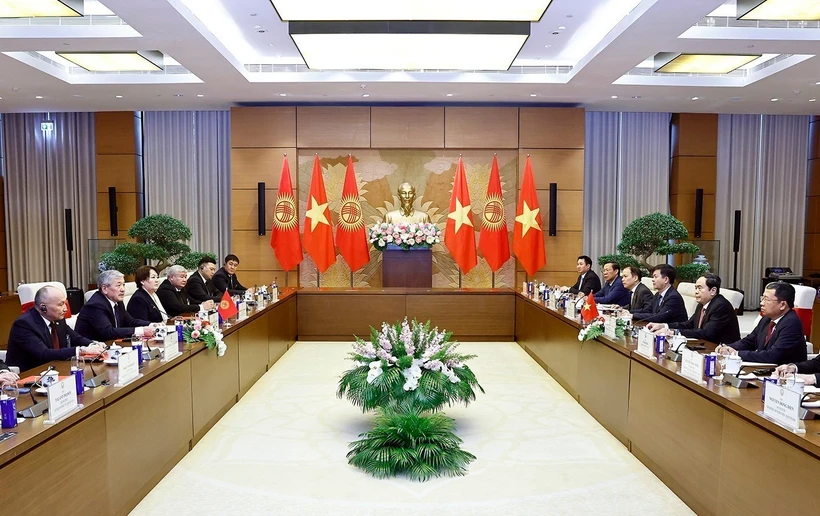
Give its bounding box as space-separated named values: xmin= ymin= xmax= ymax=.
xmin=270 ymin=155 xmax=303 ymax=271
xmin=478 ymin=154 xmax=510 ymax=272
xmin=581 ymin=292 xmax=599 ymax=323
xmin=336 ymin=155 xmax=370 ymax=272
xmin=217 ymin=290 xmax=238 ymax=321
xmin=304 ymin=155 xmax=336 ymax=273
xmin=445 ymin=156 xmax=478 ymax=274
xmin=512 ymin=155 xmax=546 ymax=277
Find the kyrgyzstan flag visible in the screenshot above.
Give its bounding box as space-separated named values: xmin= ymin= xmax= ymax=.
xmin=581 ymin=292 xmax=599 ymax=323
xmin=478 ymin=154 xmax=510 ymax=272
xmin=336 ymin=155 xmax=370 ymax=272
xmin=270 ymin=155 xmax=303 ymax=271
xmin=512 ymin=155 xmax=545 ymax=277
xmin=445 ymin=156 xmax=478 ymax=274
xmin=217 ymin=290 xmax=238 ymax=321
xmin=304 ymin=154 xmax=336 ymax=273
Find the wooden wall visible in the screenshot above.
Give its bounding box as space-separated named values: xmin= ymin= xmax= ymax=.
xmin=670 ymin=113 xmax=718 ymax=241
xmin=0 ymin=177 xmax=6 ymax=292
xmin=807 ymin=116 xmax=819 ymax=278
xmin=229 ymin=106 xmax=586 ymax=288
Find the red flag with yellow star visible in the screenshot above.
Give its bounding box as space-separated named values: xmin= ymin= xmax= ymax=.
xmin=581 ymin=292 xmax=599 ymax=323
xmin=304 ymin=155 xmax=336 ymax=273
xmin=479 ymin=155 xmax=510 ymax=272
xmin=270 ymin=155 xmax=303 ymax=271
xmin=336 ymin=155 xmax=370 ymax=272
xmin=445 ymin=156 xmax=478 ymax=273
xmin=512 ymin=155 xmax=545 ymax=277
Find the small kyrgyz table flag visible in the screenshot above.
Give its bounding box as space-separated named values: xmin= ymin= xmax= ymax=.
xmin=217 ymin=290 xmax=238 ymax=321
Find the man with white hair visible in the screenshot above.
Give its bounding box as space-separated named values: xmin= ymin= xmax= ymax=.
xmin=157 ymin=265 xmax=215 ymax=317
xmin=6 ymin=285 xmax=106 ymax=372
xmin=75 ymin=270 xmax=156 ymax=342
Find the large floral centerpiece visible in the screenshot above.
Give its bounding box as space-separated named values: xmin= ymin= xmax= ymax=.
xmin=338 ymin=318 xmax=483 ymax=481
xmin=182 ymin=318 xmax=227 ymax=356
xmin=578 ymin=316 xmax=626 ymax=341
xmin=369 ymin=222 xmax=441 ymax=251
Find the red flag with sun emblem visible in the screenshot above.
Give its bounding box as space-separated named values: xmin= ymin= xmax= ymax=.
xmin=336 ymin=155 xmax=370 ymax=272
xmin=479 ymin=155 xmax=510 ymax=272
xmin=304 ymin=155 xmax=336 ymax=273
xmin=270 ymin=155 xmax=303 ymax=271
xmin=445 ymin=156 xmax=478 ymax=274
xmin=217 ymin=290 xmax=238 ymax=321
xmin=512 ymin=155 xmax=545 ymax=277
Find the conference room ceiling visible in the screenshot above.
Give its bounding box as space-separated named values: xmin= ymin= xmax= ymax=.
xmin=0 ymin=0 xmax=819 ymax=114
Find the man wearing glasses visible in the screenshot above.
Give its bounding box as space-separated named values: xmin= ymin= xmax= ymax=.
xmin=715 ymin=282 xmax=806 ymax=365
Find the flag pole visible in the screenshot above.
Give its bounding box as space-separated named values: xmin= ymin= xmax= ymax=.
xmin=458 ymin=267 xmax=462 ymax=289
xmin=350 ymin=271 xmax=353 ymax=288
xmin=492 ymin=271 xmax=495 ymax=289
xmin=316 ymin=269 xmax=320 ymax=288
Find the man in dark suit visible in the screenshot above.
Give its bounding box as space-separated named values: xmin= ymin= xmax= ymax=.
xmin=593 ymin=262 xmax=631 ymax=306
xmin=621 ymin=266 xmax=653 ymax=313
xmin=566 ymin=255 xmax=601 ymax=295
xmin=157 ymin=265 xmax=215 ymax=317
xmin=212 ymin=254 xmax=249 ymax=296
xmin=185 ymin=257 xmax=222 ymax=303
xmin=75 ymin=270 xmax=156 ymax=342
xmin=0 ymin=358 xmax=20 ymax=385
xmin=6 ymin=286 xmax=105 ymax=373
xmin=717 ymin=282 xmax=806 ymax=365
xmin=631 ymin=264 xmax=688 ymax=323
xmin=648 ymin=273 xmax=740 ymax=344
xmin=774 ymin=354 xmax=820 ymax=386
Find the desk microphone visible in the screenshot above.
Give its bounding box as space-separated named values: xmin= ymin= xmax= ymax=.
xmin=18 ymin=366 xmax=53 ymax=418
xmin=84 ymin=346 xmax=108 ymax=388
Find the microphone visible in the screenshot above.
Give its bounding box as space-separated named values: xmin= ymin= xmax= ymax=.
xmin=84 ymin=345 xmax=108 ymax=388
xmin=18 ymin=365 xmax=54 ymax=418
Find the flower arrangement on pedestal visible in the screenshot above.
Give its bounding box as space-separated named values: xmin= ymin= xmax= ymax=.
xmin=183 ymin=318 xmax=227 ymax=356
xmin=578 ymin=316 xmax=627 ymax=341
xmin=369 ymin=222 xmax=442 ymax=251
xmin=338 ymin=318 xmax=483 ymax=481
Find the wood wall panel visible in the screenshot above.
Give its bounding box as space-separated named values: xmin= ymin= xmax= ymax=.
xmin=519 ymin=107 xmax=584 ymax=149
xmin=670 ymin=157 xmax=717 ymax=195
xmin=405 ymin=294 xmax=514 ymax=337
xmin=236 ymin=270 xmax=298 ymax=289
xmin=95 ymin=111 xmax=140 ymax=155
xmin=512 ymin=230 xmax=582 ymax=274
xmin=297 ymin=293 xmax=406 ymax=338
xmin=444 ymin=107 xmax=519 ymax=148
xmin=371 ymin=107 xmax=444 ymax=148
xmin=231 ymin=189 xmax=278 ymax=231
xmin=231 ymin=107 xmax=296 ymax=148
xmin=810 ymin=159 xmax=820 ymax=196
xmin=231 ymin=148 xmax=297 ymax=189
xmin=535 ymin=189 xmax=583 ymax=232
xmin=515 ymin=271 xmax=579 ymax=288
xmin=670 ymin=113 xmax=717 ymax=243
xmin=806 ymin=122 xmax=819 ymax=276
xmin=231 ymin=230 xmax=286 ymax=270
xmin=672 ymin=113 xmax=718 ymax=157
xmin=96 ymin=193 xmax=143 ymax=232
xmin=96 ymin=154 xmax=142 ymax=193
xmin=670 ymin=193 xmax=716 ymax=234
xmin=297 ymin=107 xmax=371 ymax=148
xmin=518 ymin=149 xmax=584 ymax=190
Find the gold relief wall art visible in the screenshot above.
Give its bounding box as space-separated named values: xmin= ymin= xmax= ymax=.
xmin=297 ymin=150 xmax=517 ymax=288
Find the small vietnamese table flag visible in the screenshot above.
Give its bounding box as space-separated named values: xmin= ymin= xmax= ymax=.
xmin=304 ymin=154 xmax=336 ymax=273
xmin=336 ymin=155 xmax=370 ymax=272
xmin=479 ymin=154 xmax=510 ymax=272
xmin=270 ymin=155 xmax=303 ymax=271
xmin=445 ymin=156 xmax=478 ymax=274
xmin=512 ymin=155 xmax=546 ymax=277
xmin=581 ymin=292 xmax=599 ymax=323
xmin=217 ymin=290 xmax=238 ymax=321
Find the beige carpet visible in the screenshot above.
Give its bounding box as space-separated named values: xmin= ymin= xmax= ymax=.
xmin=131 ymin=342 xmax=693 ymax=515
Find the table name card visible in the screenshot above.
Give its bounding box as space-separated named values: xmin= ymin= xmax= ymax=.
xmin=761 ymin=382 xmax=804 ymax=433
xmin=679 ymin=348 xmax=706 ymax=385
xmin=636 ymin=329 xmax=655 ymax=358
xmin=208 ymin=311 xmax=219 ymax=328
xmin=604 ymin=316 xmax=617 ymax=339
xmin=547 ymin=296 xmax=556 ymax=311
xmin=238 ymin=302 xmax=248 ymax=320
xmin=116 ymin=349 xmax=141 ymax=387
xmin=45 ymin=376 xmax=80 ymax=425
xmin=565 ymin=300 xmax=577 ymax=320
xmin=163 ymin=327 xmax=181 ymax=362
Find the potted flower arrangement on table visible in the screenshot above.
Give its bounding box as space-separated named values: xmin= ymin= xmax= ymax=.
xmin=182 ymin=318 xmax=227 ymax=356
xmin=369 ymin=222 xmax=441 ymax=251
xmin=578 ymin=316 xmax=626 ymax=341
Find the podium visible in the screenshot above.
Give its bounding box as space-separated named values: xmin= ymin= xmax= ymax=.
xmin=382 ymin=245 xmax=432 ymax=288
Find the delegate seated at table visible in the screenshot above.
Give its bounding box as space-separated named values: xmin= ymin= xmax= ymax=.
xmin=75 ymin=270 xmax=156 ymax=342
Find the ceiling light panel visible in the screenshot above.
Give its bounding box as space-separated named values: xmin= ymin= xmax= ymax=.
xmin=654 ymin=53 xmax=761 ymax=74
xmin=55 ymin=51 xmax=164 ymax=72
xmin=272 ymin=0 xmax=552 ymax=21
xmin=737 ymin=0 xmax=820 ymax=21
xmin=290 ymin=21 xmax=529 ymax=70
xmin=0 ymin=0 xmax=82 ymax=18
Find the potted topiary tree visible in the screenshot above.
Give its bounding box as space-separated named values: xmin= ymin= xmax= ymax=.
xmin=598 ymin=212 xmax=709 ymax=282
xmin=98 ymin=214 xmax=215 ymax=274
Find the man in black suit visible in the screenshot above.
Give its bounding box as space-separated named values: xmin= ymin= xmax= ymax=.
xmin=717 ymin=282 xmax=806 ymax=365
xmin=185 ymin=257 xmax=222 ymax=303
xmin=648 ymin=273 xmax=740 ymax=344
xmin=621 ymin=266 xmax=653 ymax=313
xmin=6 ymin=286 xmax=105 ymax=373
xmin=157 ymin=265 xmax=215 ymax=317
xmin=566 ymin=255 xmax=601 ymax=295
xmin=0 ymin=358 xmax=20 ymax=385
xmin=774 ymin=354 xmax=820 ymax=386
xmin=594 ymin=262 xmax=631 ymax=306
xmin=75 ymin=270 xmax=156 ymax=342
xmin=631 ymin=264 xmax=688 ymax=323
xmin=212 ymin=254 xmax=249 ymax=296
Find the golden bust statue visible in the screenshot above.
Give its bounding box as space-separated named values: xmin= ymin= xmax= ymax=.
xmin=383 ymin=182 xmax=431 ymax=224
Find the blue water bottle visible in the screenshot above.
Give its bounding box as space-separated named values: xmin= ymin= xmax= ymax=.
xmin=70 ymin=356 xmax=85 ymax=394
xmin=1 ymin=384 xmax=19 ymax=428
xmin=175 ymin=318 xmax=184 ymax=342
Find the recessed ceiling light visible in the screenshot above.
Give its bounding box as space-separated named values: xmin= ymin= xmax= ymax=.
xmin=771 ymin=98 xmax=778 ymax=101
xmin=72 ymin=94 xmax=83 ymax=98
xmin=35 ymin=95 xmax=43 ymax=99
xmin=446 ymin=93 xmax=454 ymax=96
xmin=279 ymin=93 xmax=287 ymax=97
xmin=0 ymin=0 xmax=83 ymax=18
xmin=810 ymin=98 xmax=817 ymax=102
xmin=268 ymin=43 xmax=275 ymax=47
xmin=0 ymin=97 xmax=3 ymax=100
xmin=815 ymin=81 xmax=820 ymax=85
xmin=197 ymin=94 xmax=204 ymax=98
xmin=115 ymin=95 xmax=123 ymax=98
xmin=544 ymin=44 xmax=551 ymax=48
xmin=654 ymin=53 xmax=760 ymax=74
xmin=530 ymin=93 xmax=537 ymax=97
xmin=253 ymin=25 xmax=261 ymax=29
xmin=271 ymin=1 xmax=551 ymax=21
xmin=56 ymin=51 xmax=164 ymax=72
xmin=362 ymin=93 xmax=370 ymax=97
xmin=611 ymin=95 xmax=618 ymax=99
xmin=632 ymin=96 xmax=641 ymax=99
xmin=691 ymin=96 xmax=699 ymax=100
xmin=737 ymin=0 xmax=820 ymax=21
xmin=558 ymin=25 xmax=566 ymax=30
xmin=174 ymin=94 xmax=184 ymax=97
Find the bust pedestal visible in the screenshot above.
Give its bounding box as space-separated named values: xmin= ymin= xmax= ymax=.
xmin=382 ymin=245 xmax=432 ymax=288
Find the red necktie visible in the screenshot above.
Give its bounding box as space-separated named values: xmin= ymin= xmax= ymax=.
xmin=50 ymin=322 xmax=60 ymax=350
xmin=764 ymin=321 xmax=775 ymax=347
xmin=697 ymin=307 xmax=706 ymax=329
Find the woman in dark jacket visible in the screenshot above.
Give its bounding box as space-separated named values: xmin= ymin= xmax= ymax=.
xmin=127 ymin=265 xmax=166 ymax=323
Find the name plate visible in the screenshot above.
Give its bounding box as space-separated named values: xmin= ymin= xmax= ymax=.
xmin=238 ymin=302 xmax=248 ymax=320
xmin=565 ymin=300 xmax=577 ymax=320
xmin=680 ymin=348 xmax=706 ymax=385
xmin=604 ymin=316 xmax=617 ymax=339
xmin=547 ymin=296 xmax=556 ymax=311
xmin=45 ymin=376 xmax=80 ymax=424
xmin=762 ymin=382 xmax=803 ymax=433
xmin=116 ymin=349 xmax=140 ymax=386
xmin=636 ymin=329 xmax=655 ymax=358
xmin=208 ymin=311 xmax=219 ymax=328
xmin=164 ymin=327 xmax=181 ymax=362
